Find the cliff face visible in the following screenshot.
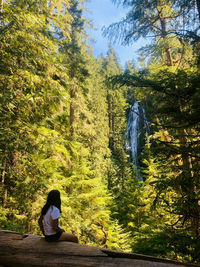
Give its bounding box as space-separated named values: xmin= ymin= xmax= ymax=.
xmin=0 ymin=230 xmax=196 ymax=267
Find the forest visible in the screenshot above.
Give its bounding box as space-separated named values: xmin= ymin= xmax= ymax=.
xmin=0 ymin=0 xmax=200 ymax=264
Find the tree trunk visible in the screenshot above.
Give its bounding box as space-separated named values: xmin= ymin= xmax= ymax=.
xmin=107 ymin=93 xmax=114 ymax=150
xmin=158 ymin=9 xmax=198 ymax=234
xmin=165 ymin=47 xmax=173 ymax=66
xmin=179 ymin=127 xmax=200 ymax=236
xmin=0 ymin=230 xmax=193 ymax=267
xmin=1 ymin=161 xmax=7 ymax=207
xmin=70 ymin=87 xmax=75 ymax=136
xmin=160 ymin=18 xmax=173 ymax=66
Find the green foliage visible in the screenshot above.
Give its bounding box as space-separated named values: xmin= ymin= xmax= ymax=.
xmin=2 ymin=0 xmax=200 ymax=263
xmin=103 ymin=0 xmax=200 ymax=264
xmin=133 ymin=229 xmax=200 ymax=263
xmin=0 ymin=0 xmax=132 ymax=251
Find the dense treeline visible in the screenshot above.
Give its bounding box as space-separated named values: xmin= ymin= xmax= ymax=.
xmin=1 ymin=0 xmax=200 ymax=265
xmin=104 ymin=0 xmax=200 ymax=264
xmin=0 ymin=0 xmax=132 ymax=251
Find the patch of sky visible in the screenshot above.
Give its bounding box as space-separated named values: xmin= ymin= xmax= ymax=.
xmin=84 ymin=0 xmax=148 ymax=68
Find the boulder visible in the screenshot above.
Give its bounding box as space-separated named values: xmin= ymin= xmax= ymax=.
xmin=0 ymin=230 xmax=196 ymax=267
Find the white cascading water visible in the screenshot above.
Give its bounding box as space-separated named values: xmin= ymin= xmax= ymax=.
xmin=126 ymin=101 xmax=141 ymax=178
xmin=126 ymin=101 xmax=149 ymax=179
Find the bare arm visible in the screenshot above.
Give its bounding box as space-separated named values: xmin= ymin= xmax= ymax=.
xmin=38 ymin=214 xmax=45 ymax=236
xmin=52 ymin=218 xmax=65 ymax=233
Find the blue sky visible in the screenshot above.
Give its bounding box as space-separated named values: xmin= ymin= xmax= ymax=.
xmin=84 ymin=0 xmax=143 ymax=68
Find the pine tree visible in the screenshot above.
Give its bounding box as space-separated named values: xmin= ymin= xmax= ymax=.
xmin=104 ymin=0 xmax=200 ymax=263
xmin=0 ymin=0 xmax=73 ymax=231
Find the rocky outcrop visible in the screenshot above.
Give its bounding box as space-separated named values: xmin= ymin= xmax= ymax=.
xmin=0 ymin=230 xmax=197 ymax=267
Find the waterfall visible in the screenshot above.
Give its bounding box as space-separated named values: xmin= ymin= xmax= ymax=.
xmin=126 ymin=101 xmax=149 ymax=179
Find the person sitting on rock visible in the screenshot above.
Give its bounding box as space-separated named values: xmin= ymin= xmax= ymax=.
xmin=38 ymin=189 xmax=78 ymax=243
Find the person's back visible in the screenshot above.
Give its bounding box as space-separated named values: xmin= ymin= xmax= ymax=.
xmin=43 ymin=205 xmax=61 ymax=236
xmin=38 ymin=190 xmax=78 ymax=243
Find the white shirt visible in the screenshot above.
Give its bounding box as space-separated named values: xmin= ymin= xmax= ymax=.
xmin=43 ymin=205 xmax=61 ymax=236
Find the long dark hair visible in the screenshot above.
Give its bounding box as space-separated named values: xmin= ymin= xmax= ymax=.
xmin=41 ymin=190 xmax=61 ymax=215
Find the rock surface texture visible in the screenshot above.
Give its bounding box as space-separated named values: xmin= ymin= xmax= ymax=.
xmin=0 ymin=230 xmax=197 ymax=267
